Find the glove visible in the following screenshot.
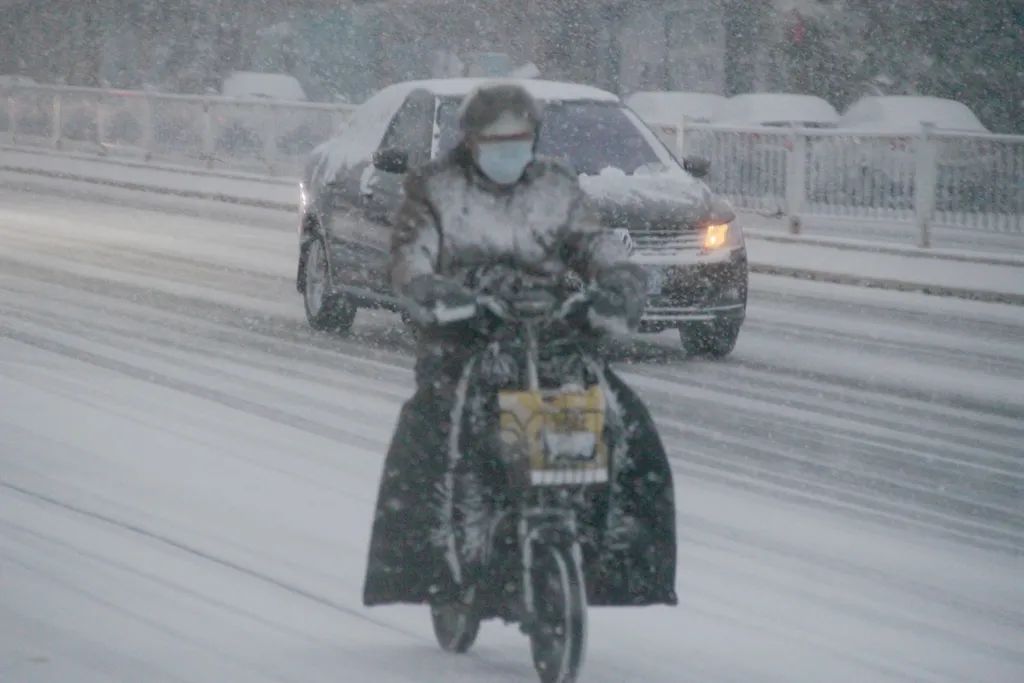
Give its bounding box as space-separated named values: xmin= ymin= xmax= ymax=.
xmin=404 ymin=274 xmax=477 ymax=326
xmin=591 ymin=265 xmax=646 ymax=331
xmin=406 ymin=274 xmax=474 ymax=307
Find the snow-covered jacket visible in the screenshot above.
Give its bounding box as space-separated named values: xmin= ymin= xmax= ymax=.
xmin=391 ymin=144 xmax=631 ymax=296
xmin=366 ymin=145 xmax=677 ymax=610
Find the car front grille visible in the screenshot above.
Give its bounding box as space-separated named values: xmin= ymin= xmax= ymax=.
xmin=642 ymin=302 xmax=744 ymax=322
xmin=628 ymin=229 xmax=702 ymax=257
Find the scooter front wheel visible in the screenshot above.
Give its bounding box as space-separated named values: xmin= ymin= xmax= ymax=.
xmin=430 ymin=587 xmax=481 ymax=654
xmin=528 ymin=545 xmax=587 ymax=683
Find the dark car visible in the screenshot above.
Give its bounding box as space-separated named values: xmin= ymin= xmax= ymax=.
xmin=297 ymin=78 xmax=748 ymax=356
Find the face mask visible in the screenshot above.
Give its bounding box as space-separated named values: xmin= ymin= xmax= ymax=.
xmin=474 ymin=139 xmax=534 ymax=185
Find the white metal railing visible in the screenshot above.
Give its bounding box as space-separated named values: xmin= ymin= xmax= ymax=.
xmin=4 ymin=84 xmax=1022 ymax=245
xmin=1 ymin=83 xmax=355 ymax=176
xmin=678 ymin=121 xmax=1024 ymax=245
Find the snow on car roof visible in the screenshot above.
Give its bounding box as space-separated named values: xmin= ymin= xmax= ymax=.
xmin=625 ymin=91 xmax=726 ymax=126
xmin=378 ymin=78 xmax=620 ymax=104
xmin=839 ymin=96 xmax=988 ymax=133
xmin=313 ymin=78 xmax=621 ymax=184
xmin=221 ymin=71 xmax=307 ymax=101
xmin=714 ymin=93 xmax=839 ymax=126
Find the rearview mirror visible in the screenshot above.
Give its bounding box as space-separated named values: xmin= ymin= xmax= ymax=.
xmin=373 ymin=147 xmax=409 ymax=174
xmin=683 ymin=156 xmax=710 ymax=178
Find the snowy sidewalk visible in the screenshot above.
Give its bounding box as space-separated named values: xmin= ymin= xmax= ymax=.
xmin=4 ymin=144 xmax=1022 ymax=304
xmin=745 ymin=237 xmax=1024 ymax=304
xmin=0 ymin=145 xmax=296 ymax=207
xmin=739 ymin=209 xmax=1024 ymax=256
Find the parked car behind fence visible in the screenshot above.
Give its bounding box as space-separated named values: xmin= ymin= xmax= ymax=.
xmin=214 ymin=72 xmax=326 ymax=162
xmin=812 ymin=96 xmax=997 ymax=215
xmin=690 ymin=93 xmax=840 ymax=214
xmin=625 ymin=91 xmax=725 ymax=149
xmin=679 ymin=107 xmax=1023 ymax=241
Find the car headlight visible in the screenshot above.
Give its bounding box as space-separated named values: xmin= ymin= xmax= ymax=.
xmin=703 ymin=223 xmax=730 ymax=250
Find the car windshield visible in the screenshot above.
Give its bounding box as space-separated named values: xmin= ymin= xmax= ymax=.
xmin=437 ymin=100 xmax=664 ymax=175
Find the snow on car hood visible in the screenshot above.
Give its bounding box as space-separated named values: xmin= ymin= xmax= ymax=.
xmin=578 ymin=165 xmax=715 ymax=228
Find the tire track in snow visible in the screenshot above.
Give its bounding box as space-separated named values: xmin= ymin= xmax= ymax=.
xmin=0 ymin=481 xmax=422 ymax=641
xmin=1 ymin=247 xmax=1021 ymax=554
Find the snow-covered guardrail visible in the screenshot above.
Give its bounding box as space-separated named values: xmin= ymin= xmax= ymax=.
xmin=0 ymin=83 xmax=355 ymax=177
xmin=4 ymin=83 xmax=1022 ymax=247
xmin=677 ymin=122 xmax=1024 ymax=245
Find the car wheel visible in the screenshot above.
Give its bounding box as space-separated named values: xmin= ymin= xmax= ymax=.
xmin=680 ymin=319 xmax=741 ymax=358
xmin=303 ymin=237 xmax=356 ymax=332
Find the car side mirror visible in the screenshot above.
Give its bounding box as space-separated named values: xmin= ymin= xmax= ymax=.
xmin=373 ymin=147 xmax=409 ymax=174
xmin=683 ymin=155 xmax=711 ymax=178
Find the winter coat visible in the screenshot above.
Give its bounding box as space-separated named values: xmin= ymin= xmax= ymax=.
xmin=362 ymin=144 xmax=677 ymax=608
xmin=390 ymin=143 xmax=631 ymax=301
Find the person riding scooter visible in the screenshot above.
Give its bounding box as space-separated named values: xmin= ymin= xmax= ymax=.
xmin=363 ymin=82 xmax=677 ymax=608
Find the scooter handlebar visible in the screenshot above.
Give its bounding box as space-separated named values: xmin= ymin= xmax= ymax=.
xmin=424 ymin=290 xmax=591 ymax=327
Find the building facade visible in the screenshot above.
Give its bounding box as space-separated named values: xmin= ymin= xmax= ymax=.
xmin=1 ymin=0 xmax=728 ymax=101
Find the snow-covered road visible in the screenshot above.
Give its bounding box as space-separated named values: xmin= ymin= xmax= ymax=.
xmin=1 ymin=187 xmax=1022 ymax=682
